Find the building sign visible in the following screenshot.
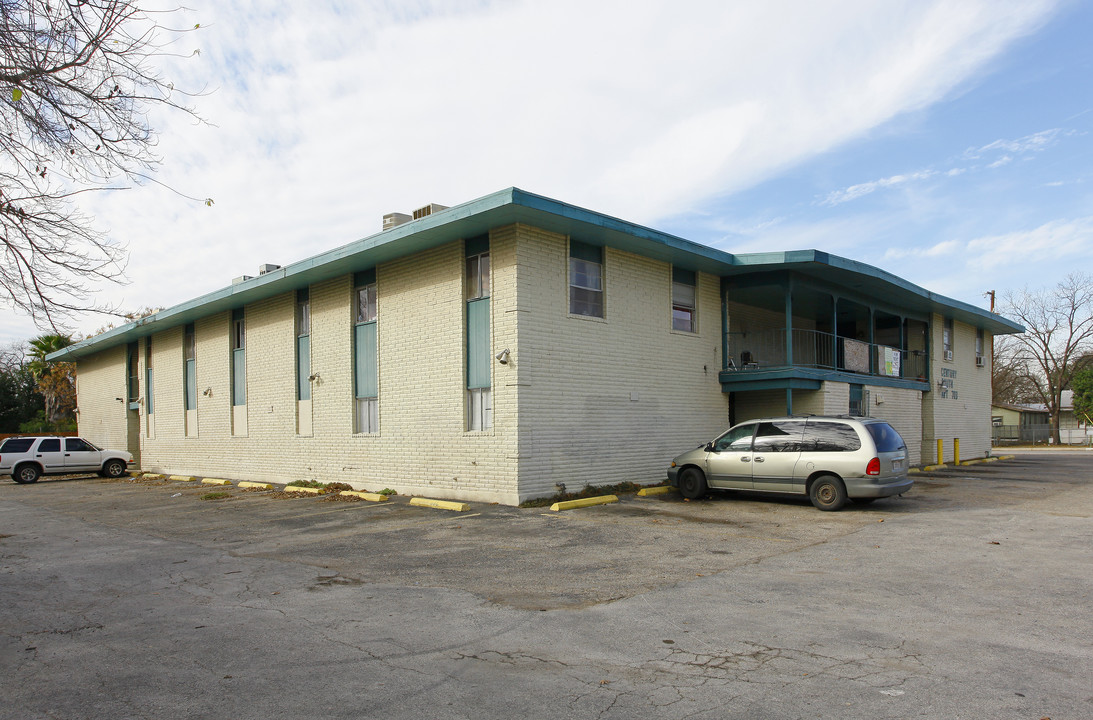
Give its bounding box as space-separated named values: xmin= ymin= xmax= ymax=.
xmin=938 ymin=367 xmax=958 ymax=399
xmin=882 ymin=346 xmax=901 ymax=377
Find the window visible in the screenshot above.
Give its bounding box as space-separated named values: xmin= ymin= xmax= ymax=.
xmin=145 ymin=338 xmax=154 ymax=415
xmin=354 ymin=270 xmax=379 ymax=434
xmin=864 ymin=422 xmax=906 ymax=452
xmin=38 ymin=438 xmax=60 ymax=452
xmin=943 ymin=318 xmax=954 ymax=359
xmin=975 ymin=327 xmax=984 ymax=361
xmin=296 ymin=289 xmax=311 ymax=401
xmin=466 ymin=236 xmax=491 ymax=430
xmin=712 ymin=424 xmax=756 ymax=452
xmin=569 ymin=240 xmax=603 ymax=318
xmin=0 ymin=437 xmax=34 ymax=453
xmin=672 ymin=267 xmax=696 ymax=332
xmin=184 ymin=323 xmax=196 ymax=411
xmin=65 ymin=437 xmax=96 ymax=452
xmin=127 ymin=343 xmax=139 ymax=402
xmin=232 ymin=309 xmax=246 ymax=406
xmin=800 ymin=421 xmax=862 ymax=452
xmin=752 ymin=421 xmax=804 ymax=452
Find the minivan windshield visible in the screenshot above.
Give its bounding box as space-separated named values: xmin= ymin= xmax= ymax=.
xmin=866 ymin=422 xmax=906 ymax=452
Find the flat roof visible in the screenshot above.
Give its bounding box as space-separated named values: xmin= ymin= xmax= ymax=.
xmin=49 ymin=187 xmax=1023 ymax=361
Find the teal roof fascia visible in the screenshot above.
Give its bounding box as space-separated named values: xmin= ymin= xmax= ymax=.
xmin=48 ymin=188 xmax=741 ymax=361
xmin=46 ymin=188 xmax=1022 ymax=361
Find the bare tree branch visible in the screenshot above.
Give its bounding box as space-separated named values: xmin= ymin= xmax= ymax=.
xmin=0 ymin=0 xmax=206 ymax=330
xmin=1000 ymin=273 xmax=1093 ymax=443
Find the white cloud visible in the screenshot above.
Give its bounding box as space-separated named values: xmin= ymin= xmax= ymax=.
xmin=966 ymin=216 xmax=1093 ymax=269
xmin=821 ymin=170 xmax=937 ymax=206
xmin=3 ymin=0 xmax=1061 ymax=342
xmin=976 ymin=128 xmax=1061 ymax=155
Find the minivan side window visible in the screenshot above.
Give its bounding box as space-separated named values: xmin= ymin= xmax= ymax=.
xmin=753 ymin=421 xmax=804 ymax=452
xmin=713 ymin=424 xmax=756 ymax=452
xmin=866 ymin=422 xmax=906 ymax=452
xmin=801 ymin=421 xmax=862 ymax=452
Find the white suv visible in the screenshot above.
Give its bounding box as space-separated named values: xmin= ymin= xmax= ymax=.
xmin=667 ymin=416 xmax=912 ymax=510
xmin=0 ymin=436 xmax=134 ymax=484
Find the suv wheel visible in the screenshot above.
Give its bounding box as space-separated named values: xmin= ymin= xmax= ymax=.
xmin=678 ymin=467 xmax=708 ymax=499
xmin=13 ymin=463 xmax=41 ymax=484
xmin=101 ymin=459 xmax=127 ymax=478
xmin=809 ymin=474 xmax=847 ymax=511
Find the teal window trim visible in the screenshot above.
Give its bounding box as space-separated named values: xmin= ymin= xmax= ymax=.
xmin=183 ymin=324 xmax=196 ymax=411
xmin=296 ymin=291 xmax=311 ymax=401
xmin=466 ymin=297 xmax=490 ymax=389
xmin=231 ymin=309 xmax=246 ymax=406
xmin=145 ymin=368 xmax=154 ymax=415
xmin=354 ymin=321 xmax=378 ymax=399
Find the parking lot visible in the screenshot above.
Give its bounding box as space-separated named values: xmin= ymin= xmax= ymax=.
xmin=2 ymin=450 xmax=1091 ymax=719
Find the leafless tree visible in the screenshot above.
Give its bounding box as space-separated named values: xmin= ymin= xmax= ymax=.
xmin=0 ymin=0 xmax=205 ymax=329
xmin=1001 ymin=273 xmax=1093 ymax=443
xmin=991 ymin=334 xmax=1040 ymax=405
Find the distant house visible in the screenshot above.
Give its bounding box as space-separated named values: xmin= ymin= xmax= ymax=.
xmin=992 ymin=390 xmax=1089 ymax=444
xmin=49 ymin=188 xmax=1023 ymax=504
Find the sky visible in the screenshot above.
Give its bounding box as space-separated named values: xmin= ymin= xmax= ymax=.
xmin=3 ymin=0 xmax=1091 ymax=345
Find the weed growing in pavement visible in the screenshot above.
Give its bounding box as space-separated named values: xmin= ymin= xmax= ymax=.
xmin=200 ymin=491 xmax=231 ymax=501
xmin=518 ymin=481 xmax=646 ymax=508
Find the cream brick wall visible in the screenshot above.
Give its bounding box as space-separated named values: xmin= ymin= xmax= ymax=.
xmin=922 ymin=315 xmax=993 ymax=462
xmin=109 ymin=236 xmax=521 ymax=504
xmin=76 ymin=345 xmax=129 ymax=451
xmin=74 ymin=222 xmax=991 ymax=504
xmin=513 ymin=225 xmax=727 ymax=499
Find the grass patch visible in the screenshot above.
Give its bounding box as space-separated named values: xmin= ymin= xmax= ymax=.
xmin=201 ymin=491 xmax=231 ymax=501
xmin=519 ymin=481 xmax=645 ymax=508
xmin=286 ymin=479 xmax=327 ymax=489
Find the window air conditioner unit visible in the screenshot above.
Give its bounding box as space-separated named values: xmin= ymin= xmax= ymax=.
xmin=975 ymin=355 xmax=985 ymax=367
xmin=944 ymin=350 xmax=953 ymax=361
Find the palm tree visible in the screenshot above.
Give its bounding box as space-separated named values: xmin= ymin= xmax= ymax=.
xmin=28 ymin=334 xmax=76 ymax=427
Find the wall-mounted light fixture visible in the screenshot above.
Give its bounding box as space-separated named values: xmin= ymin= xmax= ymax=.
xmin=495 ymin=349 xmax=510 ymax=364
xmin=308 ymin=373 xmax=321 ymax=383
xmin=202 ymin=387 xmax=212 ymax=397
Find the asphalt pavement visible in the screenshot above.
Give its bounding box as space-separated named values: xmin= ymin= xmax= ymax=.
xmin=1 ymin=450 xmax=1090 ymax=719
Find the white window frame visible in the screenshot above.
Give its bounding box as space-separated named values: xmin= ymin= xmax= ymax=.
xmin=467 ymin=387 xmax=492 ymax=431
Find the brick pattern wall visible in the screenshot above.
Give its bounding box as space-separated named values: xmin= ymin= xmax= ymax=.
xmin=90 ymin=237 xmax=521 ymax=504
xmin=923 ymin=314 xmax=992 ymax=461
xmin=75 ymin=345 xmax=129 ymax=451
xmin=513 ymin=225 xmax=727 ymax=499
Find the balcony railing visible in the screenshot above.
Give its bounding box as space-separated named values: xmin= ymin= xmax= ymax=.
xmin=726 ymin=328 xmax=928 ymax=382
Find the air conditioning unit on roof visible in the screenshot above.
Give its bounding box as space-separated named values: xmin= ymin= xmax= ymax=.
xmin=383 ymin=212 xmax=412 ymax=231
xmin=412 ymin=203 xmax=449 ymax=220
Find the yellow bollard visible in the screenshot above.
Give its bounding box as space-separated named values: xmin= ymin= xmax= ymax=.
xmin=954 ymin=438 xmax=960 ymax=465
xmin=937 ymin=438 xmax=944 ymax=465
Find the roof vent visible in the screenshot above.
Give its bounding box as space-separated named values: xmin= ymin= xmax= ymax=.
xmin=258 ymin=264 xmax=281 ymax=275
xmin=412 ymin=203 xmax=449 ymax=220
xmin=383 ymin=212 xmax=412 ymax=231
xmin=232 ymin=275 xmax=255 ymax=285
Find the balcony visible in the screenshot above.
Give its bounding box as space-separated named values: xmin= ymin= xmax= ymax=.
xmin=721 ymin=328 xmax=929 ymax=392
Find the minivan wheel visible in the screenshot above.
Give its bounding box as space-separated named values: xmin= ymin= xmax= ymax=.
xmin=809 ymin=475 xmax=847 ymax=511
xmin=13 ymin=464 xmax=40 ymax=484
xmin=678 ymin=467 xmax=708 ymax=499
xmin=101 ymin=459 xmax=126 ymax=478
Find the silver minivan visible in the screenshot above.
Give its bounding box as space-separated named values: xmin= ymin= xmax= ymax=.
xmin=666 ymin=416 xmax=912 ymax=510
